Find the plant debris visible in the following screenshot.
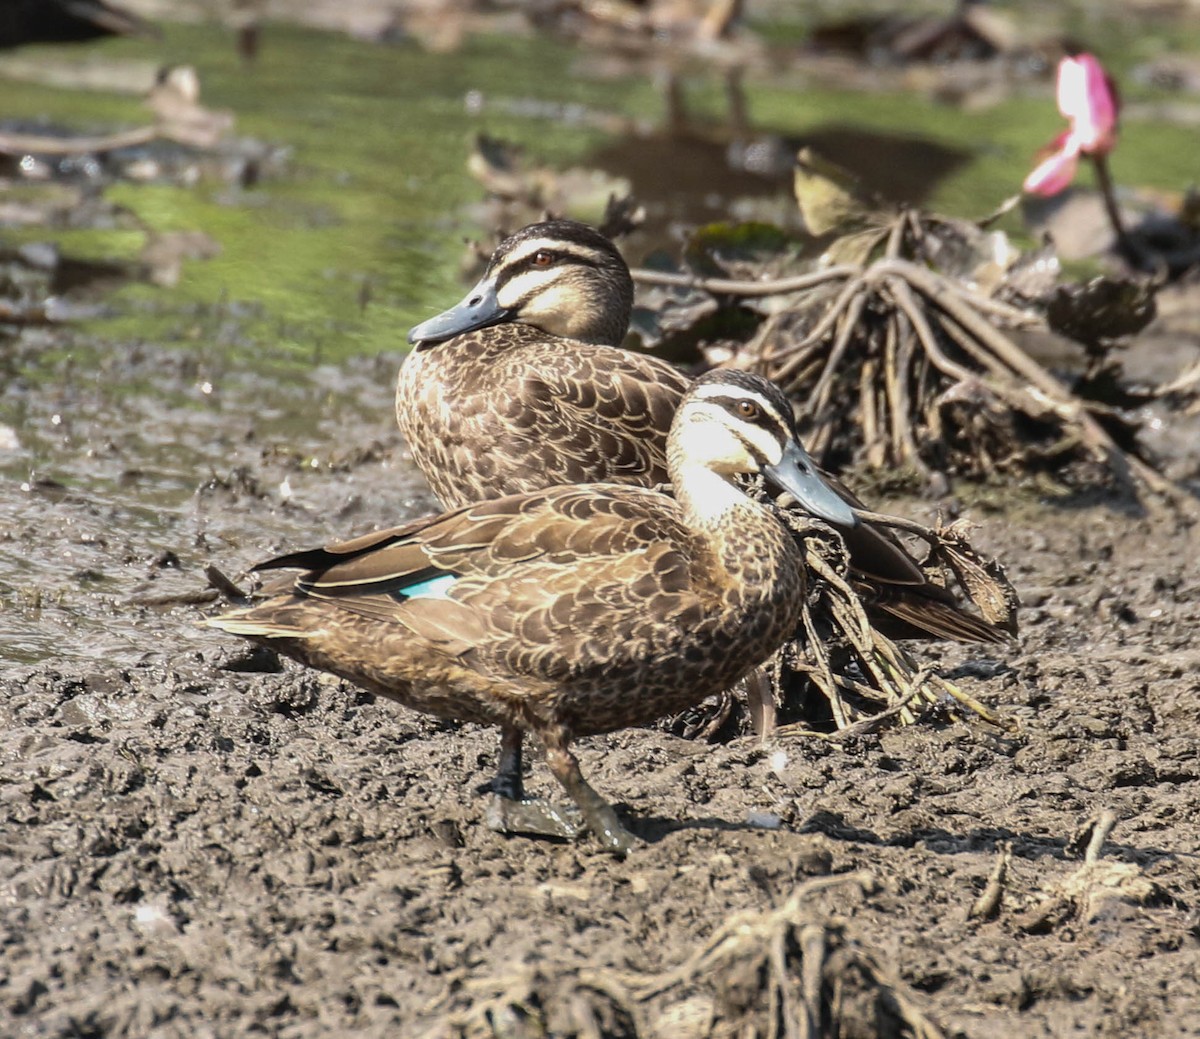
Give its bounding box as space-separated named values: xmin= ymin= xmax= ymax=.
xmin=774 ymin=509 xmax=1013 ymax=737
xmin=417 ymin=870 xmax=952 ymax=1039
xmin=633 ymin=200 xmax=1198 ymax=508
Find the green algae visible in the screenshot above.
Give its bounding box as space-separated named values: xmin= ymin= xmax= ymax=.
xmin=1 ymin=17 xmax=1197 ymax=370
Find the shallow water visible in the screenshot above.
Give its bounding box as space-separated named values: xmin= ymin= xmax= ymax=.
xmin=2 ymin=18 xmax=1197 ymax=361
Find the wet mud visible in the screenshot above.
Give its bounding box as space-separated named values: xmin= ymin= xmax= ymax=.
xmin=3 ymin=323 xmax=1200 ymax=1038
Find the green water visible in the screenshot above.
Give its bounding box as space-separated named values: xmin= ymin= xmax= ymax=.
xmin=2 ymin=24 xmax=657 ymax=365
xmin=3 ymin=18 xmax=1197 ymax=365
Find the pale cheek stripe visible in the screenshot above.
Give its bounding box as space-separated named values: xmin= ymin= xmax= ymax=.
xmin=497 ymin=269 xmax=561 ymax=308
xmin=686 ymin=400 xmax=784 ymax=465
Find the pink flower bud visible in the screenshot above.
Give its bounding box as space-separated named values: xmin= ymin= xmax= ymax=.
xmin=1023 ymin=132 xmax=1080 ymax=196
xmin=1056 ymin=53 xmax=1119 ymax=156
xmin=1023 ymin=52 xmax=1120 ymax=197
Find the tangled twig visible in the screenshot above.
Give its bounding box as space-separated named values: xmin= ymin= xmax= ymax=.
xmin=632 ymin=216 xmax=1196 ymax=508
xmin=771 ymin=511 xmax=1012 ymax=736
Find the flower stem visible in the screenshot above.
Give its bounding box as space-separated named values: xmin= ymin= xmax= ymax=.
xmin=1091 ymin=153 xmax=1149 ymax=269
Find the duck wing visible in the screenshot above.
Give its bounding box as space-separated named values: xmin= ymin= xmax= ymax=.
xmin=244 ymin=486 xmax=707 ymax=676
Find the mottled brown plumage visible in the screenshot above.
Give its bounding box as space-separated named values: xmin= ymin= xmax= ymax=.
xmin=211 ymin=372 xmax=813 ymax=852
xmin=400 ymin=323 xmax=689 ymax=507
xmin=400 ymin=218 xmax=1013 ymax=645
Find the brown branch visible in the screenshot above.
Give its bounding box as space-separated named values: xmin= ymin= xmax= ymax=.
xmin=770 ymin=275 xmax=864 ymax=373
xmin=804 ymin=291 xmax=868 ymax=413
xmin=886 ymin=278 xmax=975 ymax=383
xmin=629 ymin=264 xmax=858 ymax=297
xmin=0 ymin=125 xmax=158 ymax=156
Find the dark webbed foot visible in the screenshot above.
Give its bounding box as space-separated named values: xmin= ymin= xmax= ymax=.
xmin=484 ymin=795 xmax=585 ymax=840
xmin=483 ymin=727 xmax=636 ymax=853
xmin=482 ymin=726 xmax=586 ymax=842
xmin=545 ymin=742 xmax=637 ymax=856
xmin=487 ymin=726 xmax=527 ymax=801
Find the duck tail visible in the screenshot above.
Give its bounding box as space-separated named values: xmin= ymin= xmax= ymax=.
xmin=205 ymin=606 xmax=324 ymax=641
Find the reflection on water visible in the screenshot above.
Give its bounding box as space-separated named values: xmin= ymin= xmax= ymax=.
xmin=0 ymin=20 xmax=1064 ymax=366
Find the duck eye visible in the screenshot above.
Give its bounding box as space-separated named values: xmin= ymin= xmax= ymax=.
xmin=736 ymin=400 xmax=760 ymax=420
xmin=532 ymin=251 xmax=554 ymax=267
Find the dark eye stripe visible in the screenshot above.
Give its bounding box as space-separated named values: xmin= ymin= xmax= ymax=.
xmin=732 ymin=430 xmax=769 ymax=465
xmin=706 ymin=393 xmax=786 ymax=433
xmin=493 ymin=245 xmax=604 ymax=289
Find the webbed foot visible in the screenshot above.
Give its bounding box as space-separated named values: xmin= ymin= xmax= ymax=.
xmin=545 ymin=742 xmax=638 ymax=856
xmin=484 ymin=794 xmax=585 ymax=841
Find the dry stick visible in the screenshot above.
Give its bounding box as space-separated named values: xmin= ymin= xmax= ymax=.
xmin=873 ymin=380 xmax=891 ymax=469
xmin=1155 ymin=356 xmax=1200 ymax=397
xmin=790 ymin=530 xmax=920 ymax=728
xmin=779 ymin=356 xmax=824 ymax=396
xmin=849 ymin=507 xmax=946 ymax=552
xmin=937 ymin=309 xmax=1035 ymax=392
xmin=779 ymin=684 xmax=925 ymax=740
xmin=904 ymin=209 xmax=926 ymax=254
xmin=893 ymin=314 xmax=928 ymax=474
xmin=806 ymin=549 xmax=873 ymax=649
xmin=771 ymin=275 xmax=864 ymax=375
xmin=782 ymin=660 xmax=918 ymax=715
xmin=797 ymin=593 xmax=852 ymax=729
xmin=799 ymin=924 xmax=824 ymax=1039
xmin=860 ymin=355 xmax=881 ymax=463
xmin=804 ymin=291 xmax=868 ymax=413
xmin=883 ymin=260 xmax=1060 ymax=387
xmin=882 ymin=981 xmax=948 ymax=1039
xmin=770 ymin=929 xmax=801 ymax=1039
xmin=806 ymin=553 xmax=922 ymax=724
xmin=890 ymin=258 xmax=1191 ymax=505
xmin=929 ymin=672 xmax=1008 ymax=728
xmin=941 ymin=278 xmax=1046 ymax=328
xmin=886 ymin=212 xmax=907 ymax=260
xmin=969 ymin=841 xmax=1012 ymax=921
xmin=885 ymin=278 xmax=978 ymax=384
xmin=873 ymin=631 xmax=1008 ymax=728
xmin=623 ymin=870 xmax=877 ymax=1001
xmin=0 ymin=125 xmax=158 ymax=156
xmin=629 ymin=264 xmax=859 ymax=297
xmin=882 ymin=315 xmax=904 ymax=464
xmin=867 ymin=641 xmax=922 ymax=726
xmin=1084 ymin=808 xmax=1118 ymax=865
xmin=746 ymin=309 xmax=787 ymax=371
xmin=766 ymin=961 xmax=782 ymax=1039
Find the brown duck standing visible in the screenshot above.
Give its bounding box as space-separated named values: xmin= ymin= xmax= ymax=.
xmin=210 ymin=371 xmax=840 ymax=853
xmin=399 ymin=218 xmax=1012 ymax=646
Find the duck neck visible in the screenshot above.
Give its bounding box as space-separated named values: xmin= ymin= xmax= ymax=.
xmin=671 ymin=461 xmax=755 ymax=534
xmin=670 ymin=455 xmax=800 ymax=593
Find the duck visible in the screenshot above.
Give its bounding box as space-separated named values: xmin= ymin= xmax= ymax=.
xmin=209 ymin=371 xmax=841 ymax=853
xmin=400 ymin=218 xmax=1015 ymax=645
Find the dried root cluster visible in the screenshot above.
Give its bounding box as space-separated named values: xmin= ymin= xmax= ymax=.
xmin=634 ymin=209 xmax=1193 ymax=507
xmin=419 ymin=872 xmax=949 ymax=1039
xmin=776 ymin=511 xmax=1012 ymax=738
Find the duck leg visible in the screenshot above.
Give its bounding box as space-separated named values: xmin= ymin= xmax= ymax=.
xmin=544 ymin=735 xmax=636 ymax=856
xmin=488 ymin=726 xmax=526 ymax=801
xmin=484 ymin=727 xmax=584 ymax=841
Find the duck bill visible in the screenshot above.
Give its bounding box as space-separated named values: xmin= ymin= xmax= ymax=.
xmin=407 ymin=275 xmax=512 ymax=346
xmin=764 ymin=441 xmax=859 ymax=529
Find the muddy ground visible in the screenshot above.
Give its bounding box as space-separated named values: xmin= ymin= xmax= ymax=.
xmin=2 ymin=315 xmax=1200 ymax=1039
